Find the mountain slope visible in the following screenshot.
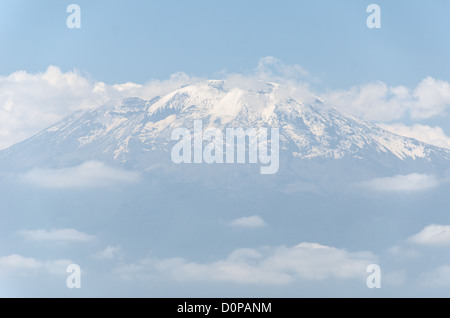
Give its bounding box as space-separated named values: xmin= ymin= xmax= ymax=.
xmin=1 ymin=80 xmax=449 ymax=189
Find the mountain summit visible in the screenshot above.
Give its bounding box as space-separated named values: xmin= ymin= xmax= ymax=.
xmin=1 ymin=80 xmax=449 ymax=188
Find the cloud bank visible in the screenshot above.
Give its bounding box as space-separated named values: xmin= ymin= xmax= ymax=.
xmin=0 ymin=66 xmax=196 ymax=150
xmin=20 ymin=161 xmax=141 ymax=189
xmin=325 ymin=77 xmax=450 ymax=122
xmin=114 ymin=242 xmax=375 ymax=284
xmin=362 ymin=173 xmax=439 ymax=192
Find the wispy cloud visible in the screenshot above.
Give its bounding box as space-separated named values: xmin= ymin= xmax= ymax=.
xmin=255 ymin=56 xmax=311 ymax=80
xmin=0 ymin=254 xmax=72 ymax=277
xmin=114 ymin=243 xmax=375 ymax=284
xmin=18 ymin=228 xmax=96 ymax=243
xmin=407 ymin=224 xmax=450 ymax=246
xmin=362 ymin=173 xmax=439 ymax=192
xmin=92 ymin=246 xmax=122 ymax=260
xmin=230 ymin=215 xmax=266 ymax=228
xmin=20 ymin=161 xmax=140 ymax=189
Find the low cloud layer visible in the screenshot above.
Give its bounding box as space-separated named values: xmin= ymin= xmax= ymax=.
xmin=114 ymin=242 xmax=375 ymax=284
xmin=18 ymin=228 xmax=95 ymax=243
xmin=20 ymin=161 xmax=141 ymax=189
xmin=362 ymin=173 xmax=439 ymax=192
xmin=0 ymin=254 xmax=71 ymax=277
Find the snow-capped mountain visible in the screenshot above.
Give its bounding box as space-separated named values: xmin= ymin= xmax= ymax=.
xmin=1 ymin=80 xmax=449 ymax=188
xmin=3 ymin=80 xmax=450 ymax=299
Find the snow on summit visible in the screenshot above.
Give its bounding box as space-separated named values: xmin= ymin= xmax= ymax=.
xmin=0 ymin=79 xmax=449 ymax=180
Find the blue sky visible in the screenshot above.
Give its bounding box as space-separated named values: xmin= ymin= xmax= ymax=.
xmin=0 ymin=0 xmax=449 ymax=89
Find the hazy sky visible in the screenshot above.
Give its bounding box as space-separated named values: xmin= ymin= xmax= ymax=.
xmin=0 ymin=0 xmax=449 ymax=89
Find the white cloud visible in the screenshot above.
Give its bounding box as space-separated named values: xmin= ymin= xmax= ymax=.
xmin=412 ymin=77 xmax=450 ymax=119
xmin=0 ymin=254 xmax=42 ymax=270
xmin=324 ymin=82 xmax=410 ymax=122
xmin=93 ymin=246 xmax=122 ymax=260
xmin=112 ymin=82 xmax=143 ymax=92
xmin=230 ymin=216 xmax=266 ymax=228
xmin=407 ymin=224 xmax=450 ymax=246
xmin=114 ymin=242 xmax=375 ymax=284
xmin=18 ymin=228 xmax=96 ymax=243
xmin=0 ymin=67 xmax=196 ymax=150
xmin=20 ymin=161 xmax=141 ymax=188
xmin=378 ymin=123 xmax=450 ymax=149
xmin=362 ymin=173 xmax=439 ymax=192
xmin=0 ymin=66 xmax=104 ymax=150
xmin=256 ymin=56 xmax=311 ymax=80
xmin=0 ymin=254 xmax=72 ymax=277
xmin=324 ymin=77 xmax=450 ymax=122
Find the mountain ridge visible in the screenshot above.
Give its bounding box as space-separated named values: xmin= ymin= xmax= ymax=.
xmin=1 ymin=80 xmax=449 ymax=189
